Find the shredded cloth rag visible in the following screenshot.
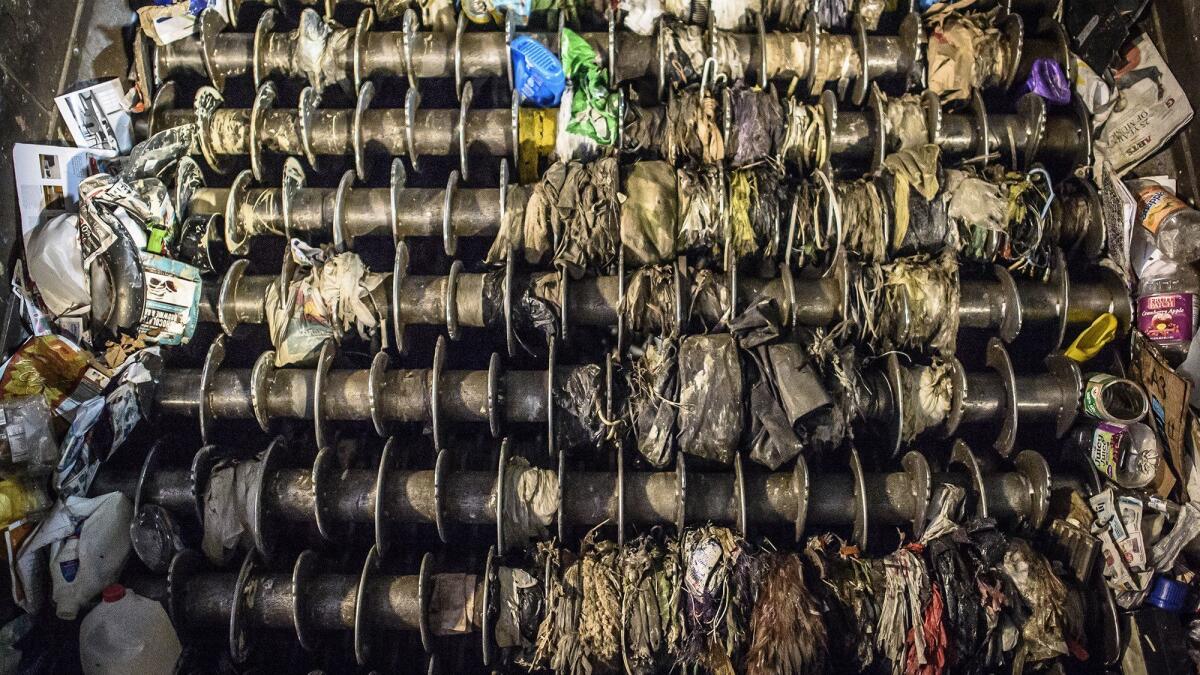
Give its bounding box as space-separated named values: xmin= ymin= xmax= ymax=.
xmin=745 ymin=552 xmax=828 ymax=675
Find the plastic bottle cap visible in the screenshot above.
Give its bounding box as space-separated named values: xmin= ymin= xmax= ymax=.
xmin=101 ymin=584 xmax=126 ymax=603
xmin=1147 ymin=576 xmax=1188 ymax=613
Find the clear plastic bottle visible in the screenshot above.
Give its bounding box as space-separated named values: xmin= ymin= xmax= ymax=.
xmin=1073 ymin=420 xmax=1161 ymax=489
xmin=1132 ymin=181 xmax=1200 ymax=263
xmin=80 ymin=584 xmax=181 ymax=675
xmin=1137 ymin=260 xmax=1199 ymax=360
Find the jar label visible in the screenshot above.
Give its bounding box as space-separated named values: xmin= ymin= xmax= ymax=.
xmin=1091 ymin=422 xmax=1128 ymax=479
xmin=1137 ymin=292 xmax=1194 ymax=343
xmin=1137 ymin=185 xmax=1189 ymax=234
xmin=1082 ymin=373 xmax=1119 ymax=420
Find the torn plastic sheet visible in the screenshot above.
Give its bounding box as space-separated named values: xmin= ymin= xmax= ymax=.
xmin=430 ymin=573 xmax=481 ymax=636
xmin=676 ymin=167 xmax=723 ymax=256
xmin=878 ymin=252 xmax=961 ymax=355
xmin=621 ymin=266 xmax=678 ymax=337
xmin=677 ymin=334 xmax=742 ymax=464
xmin=745 ymin=551 xmax=828 ymax=675
xmin=628 ymin=339 xmax=679 ymax=468
xmin=944 ymin=170 xmax=1008 ymax=256
xmin=746 ymin=363 xmax=804 ymax=469
xmin=1003 ymin=539 xmax=1075 ymax=663
xmin=728 ymin=167 xmax=783 ymax=262
xmin=659 ymin=24 xmax=744 ymax=87
xmin=115 ymin=124 xmax=196 ymax=182
xmin=56 ymin=354 xmax=159 ymax=498
xmin=267 ymin=242 xmax=385 ymax=366
xmin=925 ymin=10 xmax=1009 ymax=102
xmin=881 ymin=171 xmax=948 ymax=257
xmin=555 ymin=159 xmax=620 ymax=276
xmin=496 ymin=566 xmax=542 ymax=652
xmin=492 ymin=456 xmax=558 ymax=551
xmin=881 ymin=93 xmax=930 ymax=152
xmin=294 ymin=9 xmax=352 ymax=93
xmin=665 ymin=89 xmax=725 ymax=166
xmin=884 ymin=144 xmax=941 ymax=254
xmin=13 ymin=492 xmax=133 ymax=619
xmin=621 ymin=161 xmax=678 ymax=267
xmin=202 ymin=454 xmax=265 ymax=565
xmin=416 ymin=0 xmax=455 ymax=30
xmin=729 ymin=299 xmax=784 ymax=349
xmin=554 ymin=364 xmax=606 ymax=451
xmin=728 ymin=87 xmax=783 ymax=168
xmin=511 ymin=274 xmax=560 ymax=355
xmin=621 ymin=534 xmax=681 ymax=673
xmin=803 ymin=535 xmax=881 ymax=671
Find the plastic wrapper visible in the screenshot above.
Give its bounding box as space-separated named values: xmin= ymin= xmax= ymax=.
xmin=130 ymin=504 xmax=184 ymax=574
xmin=0 ymin=397 xmax=57 ymax=469
xmin=55 ymin=354 xmax=158 ymax=498
xmin=0 ymin=335 xmax=110 ymax=424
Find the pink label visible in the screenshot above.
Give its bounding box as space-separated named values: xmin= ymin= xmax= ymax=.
xmin=1137 ymin=292 xmax=1194 ymax=343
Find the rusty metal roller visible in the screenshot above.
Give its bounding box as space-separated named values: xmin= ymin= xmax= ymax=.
xmin=178 ymin=145 xmax=1100 ymax=264
xmin=150 ymin=7 xmax=927 ymax=100
xmin=166 ymin=544 xmax=498 ymax=667
xmin=158 ymin=328 xmax=1077 ymax=470
xmin=148 ymin=81 xmax=1092 ymax=180
xmin=96 ymin=435 xmax=1053 ymax=564
xmin=199 ymin=246 xmax=1130 ymax=356
xmin=861 ymin=337 xmax=1083 ymax=457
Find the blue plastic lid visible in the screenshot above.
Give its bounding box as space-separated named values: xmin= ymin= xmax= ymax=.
xmin=1147 ymin=576 xmax=1189 ymax=613
xmin=510 ymin=35 xmax=564 ymax=108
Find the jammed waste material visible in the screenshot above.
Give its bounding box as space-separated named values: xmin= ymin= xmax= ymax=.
xmin=5 ymin=0 xmax=1200 ymax=672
